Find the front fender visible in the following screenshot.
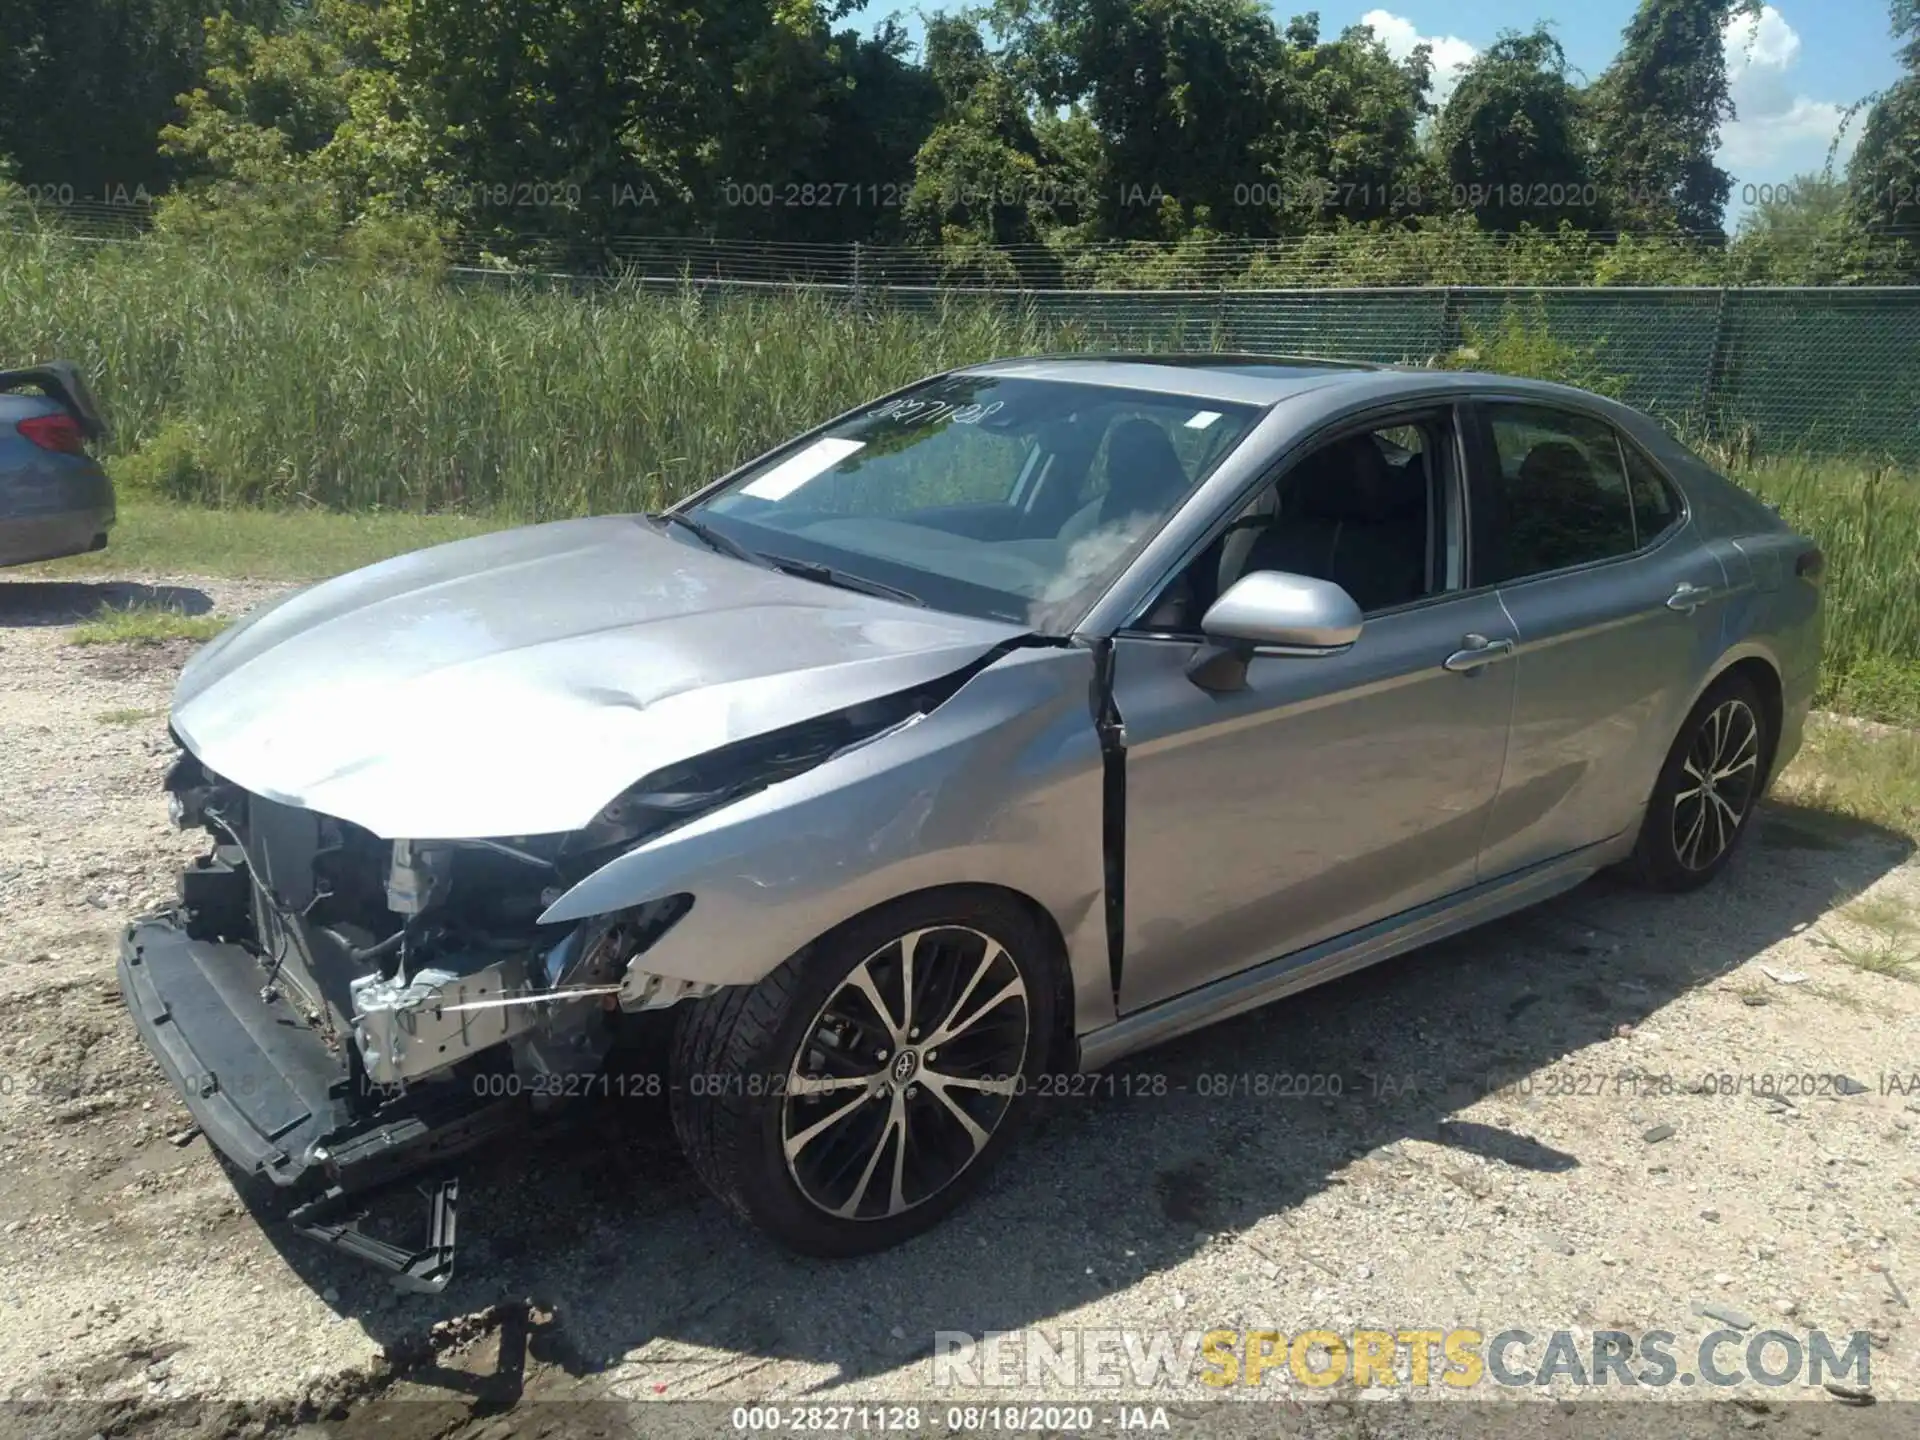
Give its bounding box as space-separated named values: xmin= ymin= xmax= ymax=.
xmin=540 ymin=646 xmax=1114 ymax=1031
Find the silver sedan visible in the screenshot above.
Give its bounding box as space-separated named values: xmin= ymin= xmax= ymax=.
xmin=121 ymin=356 xmax=1822 ymax=1281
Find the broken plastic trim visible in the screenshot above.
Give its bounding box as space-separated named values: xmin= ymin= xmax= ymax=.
xmin=560 ymin=713 xmax=906 ymax=858
xmin=290 ymin=1176 xmax=459 ymax=1293
xmin=557 ymin=640 xmax=1049 ymax=864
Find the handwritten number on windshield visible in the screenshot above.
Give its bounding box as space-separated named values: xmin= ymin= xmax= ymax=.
xmin=865 ymin=398 xmax=1005 ymax=428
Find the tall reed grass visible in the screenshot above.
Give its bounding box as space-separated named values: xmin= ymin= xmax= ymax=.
xmin=2 ymin=234 xmax=1078 ymax=515
xmin=1729 ymin=457 xmax=1920 ymax=719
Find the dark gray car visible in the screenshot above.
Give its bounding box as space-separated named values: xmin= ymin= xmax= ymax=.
xmin=0 ymin=361 xmax=114 ymax=567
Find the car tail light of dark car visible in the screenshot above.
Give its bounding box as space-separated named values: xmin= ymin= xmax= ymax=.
xmin=16 ymin=413 xmax=87 ymax=454
xmin=1795 ymin=546 xmax=1826 ymax=584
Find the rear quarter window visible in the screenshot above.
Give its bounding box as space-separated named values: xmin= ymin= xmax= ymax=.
xmin=1621 ymin=440 xmax=1683 ymax=544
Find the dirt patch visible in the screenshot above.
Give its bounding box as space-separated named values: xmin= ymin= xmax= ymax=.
xmin=3 ymin=569 xmax=1919 ymax=1431
xmin=73 ymin=636 xmax=204 ymax=681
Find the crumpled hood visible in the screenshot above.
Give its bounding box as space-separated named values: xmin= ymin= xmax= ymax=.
xmin=172 ymin=516 xmax=1025 ymax=838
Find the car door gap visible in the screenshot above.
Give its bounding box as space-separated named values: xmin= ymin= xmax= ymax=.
xmin=1090 ymin=636 xmax=1127 ymax=1008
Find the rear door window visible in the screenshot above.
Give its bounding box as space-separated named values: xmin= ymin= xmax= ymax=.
xmin=1478 ymin=405 xmax=1638 ymax=584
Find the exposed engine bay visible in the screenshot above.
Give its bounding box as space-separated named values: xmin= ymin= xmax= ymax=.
xmin=166 ymin=748 xmax=706 ymax=1093
xmin=118 ymin=676 xmax=973 ymax=1287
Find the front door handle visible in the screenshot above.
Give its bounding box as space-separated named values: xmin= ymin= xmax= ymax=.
xmin=1443 ymin=634 xmax=1516 ymax=674
xmin=1665 ymin=582 xmax=1717 ymax=614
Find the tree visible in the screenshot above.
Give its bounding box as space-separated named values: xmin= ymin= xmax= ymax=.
xmin=157 ymin=3 xmax=439 ymax=264
xmin=809 ymin=19 xmax=944 ymax=244
xmin=159 ymin=2 xmax=942 ymax=260
xmin=1432 ymin=27 xmax=1603 ymax=232
xmin=1844 ymin=1 xmax=1920 ymax=274
xmin=1267 ymin=15 xmax=1436 ymax=230
xmin=903 ymin=13 xmax=1082 ymax=276
xmin=995 ymin=4 xmax=1433 ymax=240
xmin=1738 ymin=172 xmax=1850 ymax=241
xmin=1898 ymin=0 xmax=1920 ymax=68
xmin=0 ymin=1 xmax=284 ymax=202
xmin=999 ymin=0 xmax=1289 ymax=238
xmin=1727 ymin=172 xmax=1857 ymax=282
xmin=1587 ymin=0 xmax=1762 ymax=235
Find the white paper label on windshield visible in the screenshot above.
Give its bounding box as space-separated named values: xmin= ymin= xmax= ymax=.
xmin=1184 ymin=410 xmax=1223 ymax=430
xmin=740 ymin=437 xmax=866 ymax=500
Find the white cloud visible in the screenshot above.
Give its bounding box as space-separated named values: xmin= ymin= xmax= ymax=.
xmin=1719 ymin=6 xmax=1859 ymax=192
xmin=1352 ymin=6 xmax=1853 ymax=215
xmin=1360 ymin=10 xmax=1479 ymax=109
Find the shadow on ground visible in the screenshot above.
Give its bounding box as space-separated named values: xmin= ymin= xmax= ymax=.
xmin=242 ymin=800 xmax=1912 ymax=1412
xmin=0 ymin=579 xmax=213 ymax=628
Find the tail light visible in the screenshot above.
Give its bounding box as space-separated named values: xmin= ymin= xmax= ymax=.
xmin=1795 ymin=546 xmax=1825 ymax=583
xmin=16 ymin=413 xmax=87 ymax=454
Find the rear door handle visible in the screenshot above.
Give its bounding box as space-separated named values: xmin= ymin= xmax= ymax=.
xmin=1443 ymin=634 xmax=1516 ymax=673
xmin=1665 ymin=582 xmax=1716 ymax=614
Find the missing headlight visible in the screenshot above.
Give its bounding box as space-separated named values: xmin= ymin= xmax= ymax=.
xmin=560 ymin=682 xmax=954 ymax=861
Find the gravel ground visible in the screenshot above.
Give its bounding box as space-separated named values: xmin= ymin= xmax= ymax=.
xmin=2 ymin=571 xmax=1918 ymax=1439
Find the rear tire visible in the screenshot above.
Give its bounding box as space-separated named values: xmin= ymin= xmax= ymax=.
xmin=670 ymin=889 xmax=1054 ymax=1257
xmin=1625 ymin=671 xmax=1770 ymax=892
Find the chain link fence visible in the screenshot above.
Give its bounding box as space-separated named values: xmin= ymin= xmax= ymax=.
xmin=585 ymin=274 xmax=1920 ymax=462
xmin=831 ymin=282 xmax=1920 ymax=463
xmin=18 ymin=201 xmax=1920 ymax=460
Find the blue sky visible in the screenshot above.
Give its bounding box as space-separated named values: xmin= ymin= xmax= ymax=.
xmin=856 ymin=3 xmax=1908 ymax=222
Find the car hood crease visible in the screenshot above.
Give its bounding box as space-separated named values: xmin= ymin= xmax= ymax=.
xmin=172 ymin=515 xmax=1028 ymax=838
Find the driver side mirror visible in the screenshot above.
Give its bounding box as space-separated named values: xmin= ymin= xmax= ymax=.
xmin=1186 ymin=571 xmax=1363 ymax=692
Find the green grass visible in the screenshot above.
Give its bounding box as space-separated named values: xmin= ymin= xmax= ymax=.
xmin=1843 ymin=893 xmax=1920 ymax=936
xmin=1822 ymin=655 xmax=1920 ymax=730
xmin=1773 ymin=716 xmax=1920 ymax=843
xmin=1819 ymin=890 xmax=1920 ymax=980
xmin=30 ymin=500 xmax=502 ymax=581
xmin=1807 ymin=875 xmax=1920 ymax=985
xmin=69 ymin=601 xmax=230 ymax=646
xmin=1818 ymin=933 xmax=1917 ymax=981
xmin=1730 ymin=456 xmax=1920 ymax=727
xmin=95 ymin=706 xmax=164 ymax=725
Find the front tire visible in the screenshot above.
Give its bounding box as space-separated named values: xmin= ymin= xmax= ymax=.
xmin=670 ymin=889 xmax=1055 ymax=1257
xmin=1626 ymin=671 xmax=1770 ymax=892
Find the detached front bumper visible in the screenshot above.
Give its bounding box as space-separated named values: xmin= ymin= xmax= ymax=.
xmin=117 ymin=914 xmax=524 ymax=1194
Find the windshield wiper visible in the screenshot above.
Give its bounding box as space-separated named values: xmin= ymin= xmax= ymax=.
xmin=655 ymin=516 xmax=923 ymax=606
xmin=760 ymin=554 xmax=925 ymax=607
xmin=655 ymin=511 xmax=770 ymax=567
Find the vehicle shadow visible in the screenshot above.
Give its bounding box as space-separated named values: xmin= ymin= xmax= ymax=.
xmin=253 ymin=799 xmax=1913 ymax=1405
xmin=0 ymin=578 xmax=213 ymax=627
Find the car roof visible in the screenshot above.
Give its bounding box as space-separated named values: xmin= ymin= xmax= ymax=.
xmin=953 ymin=353 xmax=1619 ymax=412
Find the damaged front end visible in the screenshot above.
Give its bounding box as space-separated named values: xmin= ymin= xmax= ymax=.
xmin=119 ymin=749 xmax=713 ymax=1287
xmin=118 ymin=683 xmax=959 ymax=1285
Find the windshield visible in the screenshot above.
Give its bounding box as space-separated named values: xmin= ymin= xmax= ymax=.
xmin=685 ymin=374 xmax=1262 ymax=631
